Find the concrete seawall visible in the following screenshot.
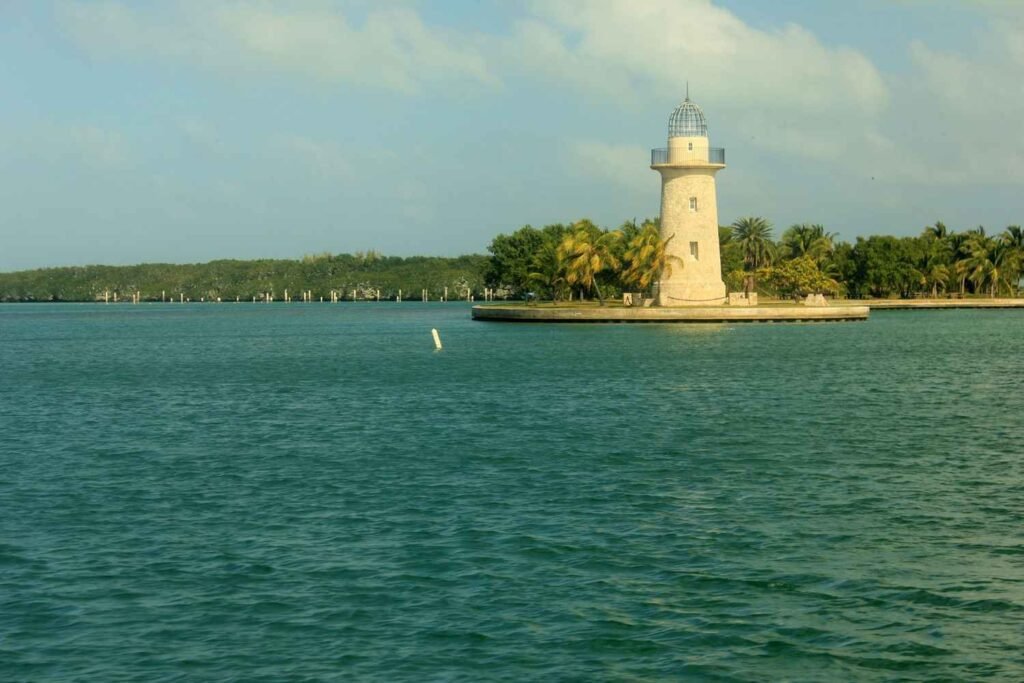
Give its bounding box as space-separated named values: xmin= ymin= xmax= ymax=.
xmin=848 ymin=299 xmax=1024 ymax=310
xmin=472 ymin=305 xmax=869 ymax=323
xmin=471 ymin=298 xmax=1024 ymax=323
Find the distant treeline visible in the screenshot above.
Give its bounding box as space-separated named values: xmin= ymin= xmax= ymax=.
xmin=0 ymin=252 xmax=488 ymax=302
xmin=4 ymin=218 xmax=1021 ymax=302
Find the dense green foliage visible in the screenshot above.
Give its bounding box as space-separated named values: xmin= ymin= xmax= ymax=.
xmin=4 ymin=218 xmax=1021 ymax=303
xmin=729 ymin=220 xmax=1023 ymax=299
xmin=758 ymin=256 xmax=840 ymax=298
xmin=486 ymin=218 xmax=1024 ymax=301
xmin=0 ymin=252 xmax=488 ymax=302
xmin=485 ymin=218 xmax=668 ymax=302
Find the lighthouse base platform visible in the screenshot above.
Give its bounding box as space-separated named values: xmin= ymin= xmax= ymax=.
xmin=471 ymin=303 xmax=869 ymax=323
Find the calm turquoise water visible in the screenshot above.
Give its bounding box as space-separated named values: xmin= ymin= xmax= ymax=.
xmin=1 ymin=303 xmax=1022 ymax=681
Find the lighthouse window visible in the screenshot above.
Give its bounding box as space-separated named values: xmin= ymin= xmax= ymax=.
xmin=689 ymin=197 xmax=698 ymax=211
xmin=688 ymin=142 xmax=693 ymax=151
xmin=690 ymin=241 xmax=699 ymax=259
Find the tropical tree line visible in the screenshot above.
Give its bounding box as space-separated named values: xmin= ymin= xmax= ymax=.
xmin=3 ymin=219 xmax=1021 ymax=302
xmin=721 ymin=219 xmax=1024 ymax=299
xmin=485 ymin=219 xmax=676 ymax=303
xmin=486 ymin=218 xmax=1024 ymax=301
xmin=0 ymin=252 xmax=488 ymax=302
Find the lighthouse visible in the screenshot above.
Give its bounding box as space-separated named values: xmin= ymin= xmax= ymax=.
xmin=650 ymin=93 xmax=727 ymax=306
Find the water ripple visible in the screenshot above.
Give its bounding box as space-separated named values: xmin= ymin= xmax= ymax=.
xmin=1 ymin=305 xmax=1023 ymax=681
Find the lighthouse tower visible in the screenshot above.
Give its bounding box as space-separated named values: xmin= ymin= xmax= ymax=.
xmin=650 ymin=94 xmax=727 ymax=306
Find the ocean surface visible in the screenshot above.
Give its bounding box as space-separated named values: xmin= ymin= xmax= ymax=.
xmin=1 ymin=303 xmax=1022 ymax=682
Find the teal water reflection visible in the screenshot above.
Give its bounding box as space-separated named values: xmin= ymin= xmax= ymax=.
xmin=1 ymin=304 xmax=1022 ymax=681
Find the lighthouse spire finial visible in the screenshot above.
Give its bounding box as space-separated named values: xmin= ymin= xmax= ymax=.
xmin=686 ymin=81 xmax=689 ymax=102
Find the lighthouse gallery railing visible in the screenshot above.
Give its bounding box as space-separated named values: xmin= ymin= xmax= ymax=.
xmin=650 ymin=147 xmax=725 ymax=165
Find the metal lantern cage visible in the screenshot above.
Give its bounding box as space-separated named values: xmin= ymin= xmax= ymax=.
xmin=668 ymin=99 xmax=708 ymax=138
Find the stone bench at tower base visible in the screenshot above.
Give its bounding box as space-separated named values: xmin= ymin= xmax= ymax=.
xmin=622 ymin=293 xmax=651 ymax=307
xmin=728 ymin=292 xmax=758 ymax=306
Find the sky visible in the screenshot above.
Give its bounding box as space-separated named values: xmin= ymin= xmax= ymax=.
xmin=2 ymin=0 xmax=1023 ymax=271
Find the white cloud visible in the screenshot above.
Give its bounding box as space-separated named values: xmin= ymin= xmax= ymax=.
xmin=893 ymin=13 xmax=1024 ymax=184
xmin=505 ymin=0 xmax=1024 ymax=185
xmin=53 ymin=0 xmax=1024 ymax=187
xmin=521 ymin=1 xmax=887 ymax=111
xmin=56 ymin=0 xmax=496 ymax=93
xmin=504 ymin=0 xmax=888 ymax=163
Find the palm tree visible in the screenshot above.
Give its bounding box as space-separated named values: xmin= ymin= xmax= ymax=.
xmin=948 ymin=232 xmax=972 ymax=295
xmin=622 ymin=222 xmax=682 ymax=294
xmin=618 ymin=219 xmax=643 ymax=247
xmin=957 ymin=229 xmax=1020 ymax=297
xmin=923 ymin=221 xmax=949 ymax=241
xmin=921 ymin=259 xmax=951 ymax=298
xmin=528 ymin=239 xmax=568 ymax=301
xmin=558 ymin=226 xmax=622 ymax=305
xmin=1003 ymin=225 xmax=1024 ymax=251
xmin=913 ymin=233 xmax=953 ymax=297
xmin=731 ymin=216 xmax=776 ymax=295
xmin=780 ymin=223 xmax=835 ymax=262
xmin=1001 ymin=225 xmax=1024 ymax=295
xmin=719 ymin=225 xmax=733 ymax=247
xmin=987 ymin=241 xmax=1019 ymax=297
xmin=963 ymin=234 xmax=997 ymax=296
xmin=807 ymin=225 xmax=837 ymax=263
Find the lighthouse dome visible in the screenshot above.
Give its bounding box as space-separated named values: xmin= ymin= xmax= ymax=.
xmin=668 ymin=98 xmax=708 ymax=138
